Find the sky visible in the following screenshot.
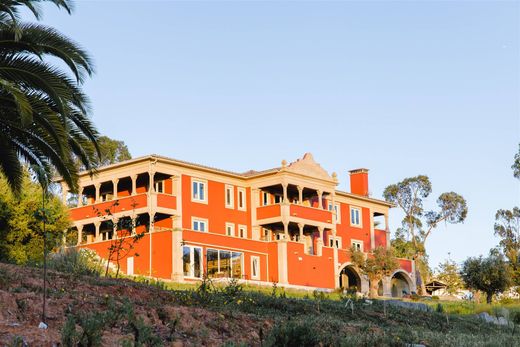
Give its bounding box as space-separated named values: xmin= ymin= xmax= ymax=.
xmin=35 ymin=0 xmax=519 ymax=269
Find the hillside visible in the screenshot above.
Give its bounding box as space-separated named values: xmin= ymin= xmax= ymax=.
xmin=0 ymin=262 xmax=518 ymax=346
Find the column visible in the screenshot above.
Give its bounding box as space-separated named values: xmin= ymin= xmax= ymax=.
xmin=171 ymin=215 xmax=184 ymax=281
xmin=94 ymin=221 xmax=100 ymax=242
xmin=77 ymin=225 xmax=83 ymax=246
xmin=131 ymin=174 xmax=138 ymax=195
xmin=317 ymin=190 xmax=323 ymax=209
xmin=382 ymin=276 xmax=392 ymax=297
xmin=112 ymin=178 xmax=119 ymax=199
xmin=149 ymin=213 xmax=155 ymax=277
xmin=332 ymin=229 xmax=339 ymax=288
xmin=78 ymin=187 xmax=84 ymax=207
xmin=317 ymin=226 xmax=324 ymax=256
xmin=297 ymin=185 xmax=303 ymax=205
xmin=94 ymin=183 xmax=100 ymax=203
xmin=282 ymin=183 xmax=288 ymax=204
xmin=148 ymin=171 xmax=155 ymax=193
xmin=298 ymin=223 xmax=304 ymax=243
xmin=370 ymin=210 xmax=375 ymax=250
xmin=283 ymin=221 xmax=289 ymax=239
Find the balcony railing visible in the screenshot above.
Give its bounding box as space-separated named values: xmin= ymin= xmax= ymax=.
xmin=69 ymin=194 xmax=148 ymax=220
xmin=256 ymin=203 xmax=333 ymax=224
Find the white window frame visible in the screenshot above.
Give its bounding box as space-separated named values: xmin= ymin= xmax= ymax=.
xmin=191 ymin=178 xmax=208 ymax=203
xmin=328 ymin=202 xmax=342 ymax=224
xmin=251 ymin=256 xmax=260 ymax=280
xmin=183 ymin=246 xmax=203 ymax=279
xmin=262 ymin=228 xmax=271 ymax=241
xmin=155 ymin=180 xmax=164 ymax=193
xmin=225 ymin=184 xmax=234 ymax=209
xmin=262 ymin=192 xmax=270 ymax=206
xmin=207 ymin=248 xmax=243 ymax=278
xmin=225 ymin=222 xmax=235 ymax=237
xmin=350 ymin=206 xmax=362 ymax=227
xmin=192 ymin=217 xmax=208 ymax=232
xmin=329 ymin=236 xmax=342 ymax=249
xmin=238 ymin=225 xmax=247 ymax=238
xmin=351 ymin=239 xmax=364 ymax=252
xmin=237 ymin=187 xmax=247 ymax=211
xmin=127 ymin=256 xmax=134 ymax=276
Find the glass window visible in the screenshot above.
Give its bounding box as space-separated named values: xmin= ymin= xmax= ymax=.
xmin=207 ymin=249 xmax=219 ymax=277
xmin=251 ymin=256 xmax=260 ymax=280
xmin=238 ymin=226 xmax=247 ymax=238
xmin=226 ymin=223 xmax=235 ymax=236
xmin=225 ymin=185 xmax=234 ymax=208
xmin=220 ymin=250 xmax=231 ymax=277
xmin=155 ymin=181 xmax=164 ymax=193
xmin=232 ymin=252 xmax=242 ymax=278
xmin=262 ymin=192 xmax=269 ymax=206
xmin=183 ymin=246 xmax=202 ymax=278
xmin=350 ymin=207 xmax=361 ymax=226
xmin=193 ymin=219 xmax=207 ymax=232
xmin=274 ymin=195 xmax=283 ymax=204
xmin=238 ymin=188 xmax=246 ymax=210
xmin=192 ymin=180 xmax=206 ymax=202
xmin=352 ymin=240 xmax=363 ymax=252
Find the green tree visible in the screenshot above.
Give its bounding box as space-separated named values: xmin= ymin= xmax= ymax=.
xmin=513 ymin=144 xmax=520 ymax=179
xmin=494 ymin=207 xmax=520 ymax=286
xmin=96 ymin=136 xmax=132 ymax=166
xmin=0 ymin=0 xmax=98 ymax=194
xmin=461 ymin=251 xmax=511 ymax=304
xmin=350 ymin=246 xmax=399 ymax=298
xmin=383 ymin=176 xmax=467 ymax=294
xmin=435 ymin=258 xmax=462 ymax=295
xmin=0 ymin=170 xmax=70 ymax=264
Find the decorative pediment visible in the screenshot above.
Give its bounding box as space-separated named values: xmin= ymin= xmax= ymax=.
xmin=284 ymin=153 xmax=332 ymax=180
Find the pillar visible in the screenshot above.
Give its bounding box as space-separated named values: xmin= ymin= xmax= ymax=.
xmin=148 ymin=171 xmax=155 ymax=193
xmin=370 ymin=210 xmax=375 ymax=250
xmin=77 ymin=225 xmax=83 ymax=246
xmin=149 ymin=213 xmax=155 ymax=277
xmin=382 ymin=276 xmax=392 ymax=297
xmin=277 ymin=239 xmax=289 ymax=284
xmin=283 ymin=221 xmax=289 ymax=239
xmin=171 ymin=216 xmax=184 ymax=281
xmin=282 ymin=183 xmax=288 ymax=204
xmin=78 ymin=187 xmax=84 ymax=207
xmin=317 ymin=190 xmax=323 ymax=209
xmin=131 ymin=174 xmax=138 ymax=195
xmin=94 ymin=221 xmax=100 ymax=242
xmin=298 ymin=223 xmax=304 ymax=243
xmin=385 ymin=214 xmax=391 ymax=248
xmin=112 ymin=178 xmax=119 ymax=199
xmin=94 ymin=183 xmax=100 ymax=203
xmin=317 ymin=226 xmax=324 ymax=256
xmin=297 ymin=185 xmax=303 ymax=205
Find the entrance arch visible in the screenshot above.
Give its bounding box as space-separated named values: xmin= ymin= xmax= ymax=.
xmin=338 ymin=264 xmax=362 ymax=292
xmin=391 ymin=271 xmax=413 ymax=297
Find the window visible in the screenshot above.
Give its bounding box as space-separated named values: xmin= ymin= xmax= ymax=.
xmin=262 ymin=192 xmax=269 ymax=206
xmin=329 ymin=236 xmax=342 ymax=249
xmin=274 ymin=195 xmax=283 ymax=204
xmin=192 ymin=179 xmax=207 ymax=203
xmin=206 ymin=249 xmax=243 ymax=279
xmin=225 ymin=185 xmax=234 ymax=208
xmin=251 ymin=256 xmax=260 ymax=280
xmin=225 ymin=223 xmax=235 ymax=237
xmin=328 ymin=203 xmax=341 ymax=224
xmin=237 ymin=188 xmax=246 ymax=210
xmin=183 ymin=246 xmax=202 ymax=278
xmin=155 ymin=180 xmax=164 ymax=193
xmin=351 ymin=240 xmax=363 ymax=252
xmin=192 ymin=218 xmax=208 ymax=232
xmin=238 ymin=225 xmax=247 ymax=238
xmin=350 ymin=207 xmax=362 ymax=227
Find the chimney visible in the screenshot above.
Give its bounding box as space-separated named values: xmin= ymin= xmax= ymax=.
xmin=349 ymin=168 xmax=369 ymax=196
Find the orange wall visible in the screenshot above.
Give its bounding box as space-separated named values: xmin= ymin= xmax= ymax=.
xmin=336 ymin=203 xmax=372 ymax=252
xmin=70 ymin=194 xmax=148 ymax=221
xmin=286 ymin=242 xmax=335 ymax=288
xmin=399 ymin=258 xmax=413 ymax=273
xmin=290 ymin=204 xmax=333 ymax=223
xmin=182 ymin=175 xmax=250 ymax=236
xmin=256 ymin=204 xmax=281 ymax=220
xmin=350 ymin=172 xmax=369 ymax=196
xmin=374 ymin=229 xmax=387 ymax=248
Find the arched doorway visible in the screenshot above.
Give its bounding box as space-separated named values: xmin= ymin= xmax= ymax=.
xmin=391 ymin=271 xmax=412 ymax=297
xmin=339 ymin=265 xmax=361 ymax=292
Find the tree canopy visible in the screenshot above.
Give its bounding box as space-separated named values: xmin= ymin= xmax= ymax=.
xmin=460 ymin=251 xmax=511 ymax=304
xmin=0 ymin=0 xmax=98 ymax=194
xmin=435 ymin=258 xmax=462 ymax=296
xmin=494 ymin=207 xmax=520 ymax=286
xmin=96 ymin=136 xmax=131 ymax=167
xmin=513 ymin=144 xmax=520 ymax=179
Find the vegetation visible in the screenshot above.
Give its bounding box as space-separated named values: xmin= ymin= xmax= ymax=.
xmin=383 ymin=175 xmax=468 ymax=294
xmin=350 ymin=246 xmax=399 ymax=298
xmin=435 ymin=258 xmax=463 ymax=295
xmin=513 ymin=144 xmax=520 ymax=179
xmin=0 ymin=0 xmax=98 ymax=194
xmin=494 ymin=207 xmax=520 ymax=288
xmin=461 ymin=251 xmax=512 ymax=304
xmin=0 ymin=170 xmax=69 ymax=264
xmin=96 ymin=136 xmax=132 ymax=167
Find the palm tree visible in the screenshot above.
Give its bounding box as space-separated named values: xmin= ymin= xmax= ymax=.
xmin=0 ymin=0 xmax=99 ymax=194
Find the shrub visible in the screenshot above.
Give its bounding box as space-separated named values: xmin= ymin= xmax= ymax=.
xmin=48 ymin=248 xmax=102 ymax=277
xmin=431 ymin=295 xmax=440 ymax=300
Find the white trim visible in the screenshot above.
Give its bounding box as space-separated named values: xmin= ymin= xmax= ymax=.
xmin=225 ymin=184 xmax=234 ymax=209
xmin=329 ymin=235 xmax=342 ymax=249
xmin=191 ymin=217 xmax=208 ymax=232
xmin=237 ymin=187 xmax=247 ymax=211
xmin=225 ymin=222 xmax=235 ymax=237
xmin=191 ymin=178 xmax=208 ymax=204
xmin=183 ymin=245 xmax=203 ymax=279
xmin=155 ymin=180 xmax=164 ymax=193
xmin=127 ymin=257 xmax=134 ymax=275
xmin=351 ymin=239 xmax=363 ymax=252
xmin=251 ymin=256 xmax=260 ymax=280
xmin=262 ymin=192 xmax=270 ymax=206
xmin=350 ymin=206 xmax=362 ymax=227
xmin=206 ymin=248 xmax=244 ymax=279
xmin=328 ymin=202 xmax=341 ymax=224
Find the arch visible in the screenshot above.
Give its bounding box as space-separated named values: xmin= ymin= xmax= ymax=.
xmin=390 ymin=270 xmax=413 ymax=298
xmin=338 ymin=263 xmax=362 ymax=292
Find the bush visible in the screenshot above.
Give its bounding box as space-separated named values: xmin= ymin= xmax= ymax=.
xmin=431 ymin=295 xmax=440 ymax=301
xmin=48 ymin=248 xmax=102 ymax=277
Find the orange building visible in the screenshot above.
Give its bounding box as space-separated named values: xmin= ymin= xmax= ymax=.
xmin=58 ymin=153 xmax=416 ymax=297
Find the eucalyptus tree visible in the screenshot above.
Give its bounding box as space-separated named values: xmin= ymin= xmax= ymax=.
xmin=494 ymin=207 xmax=520 ymax=286
xmin=383 ymin=176 xmax=468 ymax=294
xmin=0 ymin=0 xmax=99 ymax=194
xmin=513 ymin=144 xmax=520 ymax=179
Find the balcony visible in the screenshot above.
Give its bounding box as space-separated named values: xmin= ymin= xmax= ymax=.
xmin=69 ymin=194 xmax=148 ymax=220
xmin=156 ymin=193 xmax=177 ymax=210
xmin=256 ymin=203 xmax=333 ymax=225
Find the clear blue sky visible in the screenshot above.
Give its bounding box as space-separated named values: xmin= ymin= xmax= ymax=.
xmin=39 ymin=1 xmax=519 ymax=269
